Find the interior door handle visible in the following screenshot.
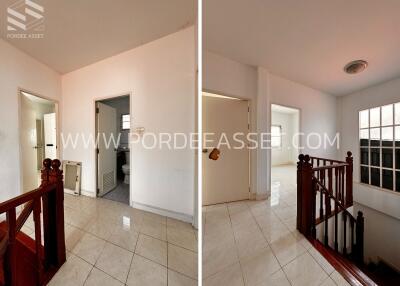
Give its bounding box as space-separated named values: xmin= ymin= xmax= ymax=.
xmin=202 ymin=148 xmax=208 ymax=153
xmin=209 ymin=148 xmax=220 ymax=161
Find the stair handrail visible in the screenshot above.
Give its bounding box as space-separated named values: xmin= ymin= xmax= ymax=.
xmin=0 ymin=158 xmax=66 ymax=286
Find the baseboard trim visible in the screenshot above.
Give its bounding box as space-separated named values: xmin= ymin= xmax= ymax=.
xmin=80 ymin=190 xmax=96 ymax=198
xmin=131 ymin=201 xmax=193 ymax=224
xmin=256 ymin=193 xmax=269 ymax=200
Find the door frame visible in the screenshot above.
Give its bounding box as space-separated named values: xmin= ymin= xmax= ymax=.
xmin=18 ymin=88 xmax=60 ymax=193
xmin=94 ymin=92 xmax=131 ymax=205
xmin=202 ymin=90 xmax=252 ymax=203
xmin=270 ymin=102 xmax=301 ymax=183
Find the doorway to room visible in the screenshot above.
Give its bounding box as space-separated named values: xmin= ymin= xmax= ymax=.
xmin=270 ymin=104 xmax=300 ymax=206
xmin=19 ymin=90 xmax=58 ymax=192
xmin=95 ymin=95 xmax=130 ymax=205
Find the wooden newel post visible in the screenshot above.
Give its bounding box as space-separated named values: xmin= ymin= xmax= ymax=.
xmin=345 ymin=151 xmax=353 ymax=207
xmin=355 ymin=211 xmax=364 ymax=263
xmin=296 ymin=154 xmax=304 ymax=231
xmin=42 ymin=159 xmax=66 ymax=268
xmin=297 ymin=154 xmax=314 ymax=236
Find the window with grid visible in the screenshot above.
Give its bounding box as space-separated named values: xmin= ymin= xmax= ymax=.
xmin=121 ymin=114 xmax=130 ymax=130
xmin=271 ymin=125 xmax=282 ymax=148
xmin=359 ymin=103 xmax=400 ymax=192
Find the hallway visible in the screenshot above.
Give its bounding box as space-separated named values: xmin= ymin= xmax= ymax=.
xmin=203 ymin=165 xmax=351 ymax=286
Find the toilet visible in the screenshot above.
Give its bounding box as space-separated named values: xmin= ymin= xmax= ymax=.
xmin=122 ymin=151 xmax=130 ymax=184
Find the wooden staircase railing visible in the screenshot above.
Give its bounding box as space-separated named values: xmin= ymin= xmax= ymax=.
xmin=0 ymin=159 xmax=66 ymax=286
xmin=297 ymin=152 xmax=376 ymax=286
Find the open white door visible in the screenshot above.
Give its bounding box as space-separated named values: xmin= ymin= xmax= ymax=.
xmin=20 ymin=95 xmax=39 ymax=191
xmin=97 ymin=102 xmax=118 ymax=196
xmin=44 ymin=113 xmax=57 ymax=159
xmin=202 ymin=95 xmax=250 ymax=205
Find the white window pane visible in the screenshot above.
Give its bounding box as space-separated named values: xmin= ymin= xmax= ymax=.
xmin=395 ymin=126 xmax=400 ymax=141
xmin=381 ymin=104 xmax=393 ymax=126
xmin=271 ymin=126 xmax=281 ymax=136
xmin=370 ymin=128 xmax=380 ymax=140
xmin=271 ymin=137 xmax=281 ymax=147
xmin=382 ymin=127 xmax=393 ymax=141
xmin=360 ymin=129 xmax=369 ymax=139
xmin=370 ymin=107 xmax=380 ymax=127
xmin=395 ymin=103 xmax=400 ymax=125
xmin=122 ymin=121 xmax=130 ymax=129
xmin=359 ymin=110 xmax=369 ymax=128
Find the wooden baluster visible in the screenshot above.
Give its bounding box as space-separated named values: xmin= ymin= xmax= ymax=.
xmin=343 ymin=213 xmax=347 ymax=256
xmin=324 ymin=190 xmax=328 ymax=246
xmin=4 ymin=208 xmax=17 ymax=286
xmin=341 ymin=167 xmax=345 ymax=204
xmin=326 ymin=167 xmax=332 ymax=217
xmin=346 ymin=152 xmax=353 ymax=207
xmin=33 ymin=198 xmax=43 ymax=283
xmin=334 ymin=168 xmax=339 ymax=251
xmin=319 ymin=180 xmax=323 ymax=220
xmin=356 ymin=211 xmax=364 ymax=263
xmin=311 ymin=178 xmax=317 ymax=238
xmin=350 ymin=219 xmax=355 ymax=255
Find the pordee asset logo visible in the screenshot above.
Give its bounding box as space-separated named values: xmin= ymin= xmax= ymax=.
xmin=6 ymin=0 xmax=45 ymax=39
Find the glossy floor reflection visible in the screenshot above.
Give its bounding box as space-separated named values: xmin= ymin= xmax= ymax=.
xmin=21 ymin=194 xmax=198 ymax=286
xmin=202 ymin=165 xmax=350 ymax=286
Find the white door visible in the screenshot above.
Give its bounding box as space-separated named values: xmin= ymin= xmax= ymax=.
xmin=202 ymin=95 xmax=250 ymax=205
xmin=97 ymin=102 xmax=117 ymax=196
xmin=21 ymin=95 xmax=39 ymax=191
xmin=44 ymin=113 xmax=57 ymax=159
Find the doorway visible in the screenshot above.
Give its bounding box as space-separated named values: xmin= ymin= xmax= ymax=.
xmin=270 ymin=104 xmax=300 ymax=205
xmin=95 ymin=95 xmax=130 ymax=205
xmin=202 ymin=92 xmax=250 ymax=205
xmin=19 ymin=90 xmax=58 ymax=192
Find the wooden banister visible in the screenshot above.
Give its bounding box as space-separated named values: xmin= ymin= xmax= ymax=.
xmin=0 ymin=158 xmax=66 ymax=286
xmin=297 ymin=152 xmax=365 ymax=279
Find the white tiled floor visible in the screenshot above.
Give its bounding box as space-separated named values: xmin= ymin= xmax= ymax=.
xmin=21 ymin=193 xmax=198 ymax=286
xmin=202 ymin=165 xmax=350 ymax=286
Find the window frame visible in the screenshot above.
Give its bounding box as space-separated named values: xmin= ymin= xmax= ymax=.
xmin=359 ymin=103 xmax=400 ymax=193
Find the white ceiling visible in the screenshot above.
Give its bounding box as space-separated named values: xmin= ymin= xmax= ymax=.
xmin=204 ymin=0 xmax=400 ymax=96
xmin=1 ymin=0 xmax=195 ymax=74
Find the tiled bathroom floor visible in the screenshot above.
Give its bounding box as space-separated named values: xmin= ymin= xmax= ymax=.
xmin=202 ymin=165 xmax=351 ymax=286
xmin=23 ymin=193 xmax=198 ymax=286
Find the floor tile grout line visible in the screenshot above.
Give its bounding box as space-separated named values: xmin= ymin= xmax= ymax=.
xmin=248 ymin=199 xmax=294 ymax=286
xmin=227 ymin=203 xmax=247 ymax=286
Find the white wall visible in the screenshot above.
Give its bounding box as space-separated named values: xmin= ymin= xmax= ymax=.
xmin=271 ymin=111 xmax=298 ymax=166
xmin=269 ymin=74 xmax=339 ymax=160
xmin=0 ymin=39 xmax=61 ymax=202
xmin=354 ymin=202 xmax=400 ymax=271
xmin=62 ymin=27 xmax=195 ymax=220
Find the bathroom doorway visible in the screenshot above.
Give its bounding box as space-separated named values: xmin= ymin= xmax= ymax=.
xmin=95 ymin=95 xmax=130 ymax=205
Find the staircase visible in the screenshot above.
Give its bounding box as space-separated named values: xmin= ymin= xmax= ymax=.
xmin=297 ymin=152 xmax=377 ymax=286
xmin=0 ymin=159 xmax=66 ymax=286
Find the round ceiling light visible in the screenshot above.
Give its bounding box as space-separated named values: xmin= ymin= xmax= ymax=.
xmin=344 ymin=60 xmax=368 ymax=74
